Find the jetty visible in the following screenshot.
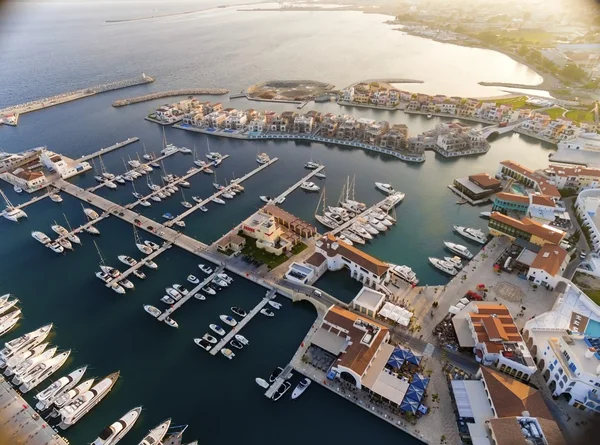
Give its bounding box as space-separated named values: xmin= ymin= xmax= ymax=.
xmin=274 ymin=164 xmax=325 ymax=202
xmin=78 ymin=137 xmax=140 ymax=162
xmin=0 ymin=74 xmax=154 ymax=125
xmin=264 ymin=363 xmax=294 ymax=399
xmin=210 ymin=289 xmax=276 ymax=356
xmin=112 ymin=88 xmax=229 ymax=107
xmin=330 ymin=194 xmax=401 ymax=235
xmin=15 ymin=191 xmax=52 ymax=210
xmin=106 ymin=244 xmax=170 ymax=285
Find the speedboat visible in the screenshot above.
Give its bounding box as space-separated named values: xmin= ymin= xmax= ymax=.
xmin=181 ymin=201 xmax=193 ymax=209
xmin=256 ymin=152 xmax=270 ymax=164
xmin=139 ymin=200 xmax=151 ymax=207
xmin=179 ymin=180 xmax=190 ymax=188
xmin=110 ymin=283 xmax=126 ymax=294
xmin=453 ymin=225 xmax=488 ymax=244
xmin=50 ymin=193 xmax=63 ymax=203
xmin=173 ymin=220 xmax=185 ymax=228
xmin=172 ymin=284 xmax=189 ymax=295
xmin=231 ymin=307 xmax=247 ymax=318
xmin=349 ymin=224 xmax=373 ymax=240
xmin=268 ymin=301 xmax=282 ymax=310
xmin=428 ymin=257 xmax=458 ymax=276
xmin=118 ymin=255 xmax=137 ymax=266
xmin=104 ymin=181 xmax=117 ymax=190
xmin=219 ymin=315 xmax=237 ymax=327
xmin=230 ymin=339 xmax=244 ymax=350
xmin=211 ymin=197 xmax=226 ymax=205
xmin=261 ymin=308 xmax=275 ymax=317
xmin=164 ymin=317 xmax=178 ymax=328
xmin=200 ymin=206 xmax=208 ymax=212
xmin=202 ymin=286 xmax=216 ymax=295
xmin=193 ymin=293 xmax=206 ymax=301
xmin=305 ymin=161 xmax=320 ymax=169
xmin=136 ymin=243 xmax=153 ymax=255
xmin=291 ymin=378 xmax=311 ymax=399
xmin=444 ymin=241 xmax=473 ymax=259
xmin=203 ymin=333 xmax=217 ymax=344
xmin=209 ymin=324 xmax=226 ymax=336
xmin=480 ymin=211 xmax=492 ymax=219
xmin=260 ymin=195 xmax=274 ymax=203
xmin=162 ymin=213 xmax=174 ymax=220
xmin=119 ymin=279 xmax=134 ymax=289
xmin=338 ymin=234 xmax=353 ymax=246
xmin=198 ymin=264 xmax=213 ymax=274
xmin=166 ymin=288 xmax=182 ymax=299
xmin=300 ymin=181 xmax=320 ymax=192
xmin=187 ymin=275 xmax=200 ymax=284
xmin=375 ymin=182 xmax=395 ymax=195
xmin=235 ymin=334 xmax=249 ymax=345
xmin=138 ymin=419 xmax=171 ymax=445
xmin=85 ymin=225 xmax=100 ymax=235
xmin=133 ymin=269 xmax=146 ymax=279
xmin=160 ymin=296 xmax=175 ymax=305
xmin=150 ymin=195 xmax=162 ymax=202
xmin=212 ymin=277 xmax=229 ymax=287
xmin=217 ymin=272 xmax=232 ymax=283
xmin=32 ymin=231 xmax=51 ymax=245
xmin=315 ymin=172 xmax=326 ymax=179
xmin=132 ymin=192 xmax=143 ymax=199
xmin=144 ymin=305 xmax=161 ymax=318
xmin=47 ymin=242 xmax=65 ymax=254
xmin=115 ymin=176 xmax=125 ymax=184
xmin=144 ymin=259 xmax=158 ymax=269
xmin=144 ymin=240 xmax=160 ymax=251
xmin=272 ymin=381 xmax=291 ymax=401
xmin=91 ymin=406 xmax=141 ymax=445
xmin=222 ymin=192 xmax=234 ymax=200
xmin=57 ymin=238 xmax=73 ymax=251
xmin=221 ymin=348 xmax=235 ymax=360
xmin=194 ymin=338 xmax=212 ymax=351
xmin=256 ymin=378 xmax=269 ymax=389
xmin=445 ymin=256 xmax=463 ymax=269
xmin=84 ymin=208 xmax=99 ymax=220
xmin=13 ymin=185 xmax=23 ymax=193
xmin=192 ymin=196 xmax=202 ymax=203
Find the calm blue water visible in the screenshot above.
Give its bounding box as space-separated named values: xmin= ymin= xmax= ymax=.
xmin=0 ymin=2 xmax=556 ymax=443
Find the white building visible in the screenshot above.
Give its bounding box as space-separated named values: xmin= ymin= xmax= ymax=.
xmin=342 ymin=87 xmax=354 ymax=102
xmin=575 ymin=188 xmax=600 ymax=252
xmin=558 ymin=133 xmax=600 ymax=152
xmin=40 ymin=150 xmax=91 ymax=180
xmin=351 ymin=287 xmax=386 ymax=318
xmin=526 ymin=244 xmax=569 ymax=290
xmin=225 ymin=111 xmax=247 ymax=130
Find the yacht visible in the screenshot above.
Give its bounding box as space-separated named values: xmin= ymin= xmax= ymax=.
xmin=95 ymin=175 xmax=105 ymax=183
xmin=2 ymin=324 xmax=52 ymax=357
xmin=219 ymin=315 xmax=237 ymax=327
xmin=110 ymin=283 xmax=126 ymax=295
xmin=128 ymin=159 xmax=141 ymax=168
xmin=144 ymin=240 xmax=160 ymax=251
xmin=367 ymin=217 xmax=387 ymax=232
xmin=221 ymin=348 xmax=235 ymax=360
xmin=444 ymin=256 xmax=463 ymax=269
xmin=314 ymin=214 xmax=338 ymax=230
xmin=260 ymin=308 xmax=275 ymax=317
xmin=291 ymin=378 xmax=311 ymax=399
xmin=192 ymin=196 xmax=202 ymax=203
xmin=212 ymin=277 xmax=229 ymax=287
xmin=85 ymin=225 xmax=100 ymax=235
xmin=375 ymin=182 xmax=395 ymax=195
xmin=2 ymin=206 xmax=27 ymax=222
xmin=206 ymin=151 xmax=222 ymax=161
xmin=7 ymin=347 xmax=57 ymax=379
xmin=138 ymin=418 xmax=172 ymax=445
xmin=480 ymin=211 xmax=492 ymax=219
xmin=119 ymin=279 xmax=134 ymax=290
xmin=194 ymin=338 xmax=212 ymax=351
xmin=166 ymin=288 xmax=182 ymax=299
xmin=260 ymin=195 xmax=274 ymax=203
xmin=150 ymin=195 xmax=162 ymax=203
xmin=231 ymin=307 xmax=247 ymax=318
xmin=132 ymin=192 xmax=143 ymax=199
xmin=19 ymin=350 xmax=71 ymax=393
xmin=300 ymin=181 xmax=320 ymax=192
xmin=268 ymin=301 xmax=282 ymax=310
xmin=453 ymin=225 xmax=488 ymax=244
xmin=35 ymin=366 xmax=87 ymax=411
xmin=193 ymin=293 xmax=205 ymax=301
xmin=181 ymin=201 xmax=192 ymax=209
xmin=91 ymin=406 xmax=142 ymax=445
xmin=315 ymin=172 xmax=326 ymax=179
xmin=50 ymin=193 xmax=63 ymax=203
xmin=47 ymin=242 xmax=65 ymax=254
xmin=209 ymin=324 xmax=226 ymax=336
xmin=164 ymin=317 xmax=178 ymax=328
xmin=428 ymin=257 xmax=458 ymax=276
xmin=235 ymin=334 xmax=249 ymax=346
xmin=179 ymin=146 xmax=192 ymax=154
xmin=53 ymin=378 xmax=95 ymax=410
xmin=202 ymin=286 xmax=216 ymax=295
xmin=272 ymin=381 xmax=291 ymax=401
xmin=198 ymin=264 xmax=213 ymax=274
xmin=187 ymin=275 xmax=200 ymax=284
xmin=203 ymin=334 xmax=217 ymax=344
xmin=349 ymin=224 xmax=373 ymax=240
xmin=222 ymin=192 xmax=234 ymax=200
xmin=0 ymin=313 xmax=20 ymax=337
xmin=115 ymin=176 xmax=125 ymax=184
xmin=341 ymin=230 xmax=364 ymax=245
xmin=179 ymin=180 xmax=191 ymax=188
xmin=390 ymin=264 xmax=419 ymax=286
xmin=173 ymin=284 xmax=189 ymax=295
xmin=139 ymin=200 xmax=151 ymax=207
xmin=57 ymin=238 xmax=73 ymax=251
xmin=211 ymin=197 xmax=226 ymax=205
xmin=136 ymin=243 xmax=152 ymax=255
xmin=161 ymin=296 xmax=175 ymax=305
xmin=0 ymin=299 xmax=18 ymax=317
xmin=173 ymin=220 xmax=185 ymax=228
xmin=338 ymin=235 xmax=353 ymax=246
xmin=118 ymin=255 xmax=137 ymax=267
xmin=84 ymin=208 xmax=99 ymax=220
xmin=230 ymin=339 xmax=243 ymax=350
xmin=150 ymin=162 xmax=160 ymax=168
xmin=1 ymin=342 xmax=48 ymax=370
xmin=31 ymin=231 xmax=51 ymax=245
xmin=104 ymin=181 xmax=117 ymax=190
xmin=144 ymin=259 xmax=158 ymax=269
xmin=199 ymin=206 xmax=208 ymax=212
xmin=359 ymin=221 xmax=379 ymax=235
xmin=305 ymin=161 xmax=320 ymax=169
xmin=51 ymin=224 xmax=68 ymax=237
xmin=132 ymin=270 xmax=146 ymax=280
xmin=217 ymin=272 xmax=232 ymax=283
xmin=269 ymin=367 xmax=283 ymax=383
xmin=202 ymin=167 xmax=214 ymax=174
xmin=256 ymin=152 xmax=270 ymax=164
xmin=144 ymin=305 xmax=161 ymax=318
xmin=255 ymin=378 xmax=269 ymax=389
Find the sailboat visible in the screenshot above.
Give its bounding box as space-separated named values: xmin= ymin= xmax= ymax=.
xmin=161 ymin=127 xmax=179 ymax=155
xmin=94 ymin=241 xmax=125 ymax=294
xmin=133 ymin=226 xmax=153 ymax=255
xmin=161 ymin=160 xmax=175 ymax=183
xmin=205 ymin=138 xmax=222 ymax=161
xmin=305 ymin=149 xmax=319 ymax=169
xmin=314 ymin=187 xmax=339 ymax=230
xmin=180 ymin=189 xmax=192 ymax=209
xmin=142 ymin=143 xmax=153 ymax=161
xmin=62 ymin=214 xmax=81 ymax=245
xmin=193 ymin=144 xmax=205 ymax=168
xmin=131 ymin=181 xmax=143 ymax=200
xmin=1 ymin=190 xmax=27 ymax=222
xmin=98 ymin=155 xmax=115 ymax=180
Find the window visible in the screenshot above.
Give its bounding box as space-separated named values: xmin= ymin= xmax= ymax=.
xmin=559 ymin=381 xmax=564 ymax=388
xmin=549 ymin=363 xmax=555 ymax=371
xmin=558 ymin=368 xmax=563 ymax=375
xmin=570 ymin=382 xmax=576 ymax=387
xmin=562 ymin=375 xmax=568 ymax=383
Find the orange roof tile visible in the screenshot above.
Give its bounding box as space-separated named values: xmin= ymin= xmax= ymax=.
xmin=500 ymin=160 xmax=560 ymax=198
xmin=495 ymin=192 xmax=529 ymax=205
xmin=530 ymin=245 xmax=568 ymax=276
xmin=490 ymin=212 xmax=566 ymax=245
xmin=469 ymin=173 xmax=501 ymax=188
xmin=319 ymin=234 xmax=389 ymax=276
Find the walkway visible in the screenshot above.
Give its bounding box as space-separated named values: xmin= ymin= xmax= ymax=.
xmin=264 ymin=363 xmax=294 ymax=399
xmin=210 ymin=289 xmax=276 ymax=356
xmin=78 ymin=137 xmax=140 ymax=162
xmin=274 ymin=165 xmax=325 ymax=202
xmin=105 ymin=245 xmax=169 ymax=286
xmin=15 ymin=191 xmax=51 ymax=210
xmin=330 ymin=194 xmax=399 ymax=235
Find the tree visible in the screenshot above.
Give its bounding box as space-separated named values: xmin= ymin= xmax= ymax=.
xmin=562 ymin=64 xmax=588 ymax=82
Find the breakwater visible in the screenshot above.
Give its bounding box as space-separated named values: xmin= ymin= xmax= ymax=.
xmin=111 ymin=88 xmax=229 ymax=107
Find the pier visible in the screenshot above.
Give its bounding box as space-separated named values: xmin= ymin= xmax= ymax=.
xmin=264 ymin=363 xmax=294 ymax=399
xmin=165 ymin=157 xmax=278 ymax=226
xmin=210 ymin=289 xmax=276 ymax=356
xmin=112 ymin=88 xmax=229 ymax=107
xmin=157 ymin=266 xmax=225 ymax=323
xmin=330 ymin=194 xmax=399 ymax=235
xmin=0 ymin=74 xmax=154 ymax=124
xmin=15 ymin=191 xmax=52 ymax=210
xmin=0 ymin=376 xmax=68 ymax=445
xmin=106 ymin=244 xmax=170 ymax=285
xmin=78 ymin=137 xmax=140 ymax=162
xmin=273 ymin=164 xmax=324 ymax=202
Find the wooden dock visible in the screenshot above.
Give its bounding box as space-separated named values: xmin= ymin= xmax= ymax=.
xmin=264 ymin=362 xmax=294 ymax=399
xmin=210 ymin=289 xmax=276 ymax=356
xmin=78 ymin=137 xmax=140 ymax=162
xmin=274 ymin=164 xmax=324 ymax=202
xmin=330 ymin=194 xmax=399 ymax=236
xmin=15 ymin=191 xmax=51 ymax=210
xmin=157 ymin=266 xmax=225 ymax=323
xmin=105 ymin=244 xmax=170 ymax=286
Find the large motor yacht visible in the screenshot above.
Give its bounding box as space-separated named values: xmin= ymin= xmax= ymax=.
xmin=428 ymin=257 xmax=458 ymax=276
xmin=453 ymin=225 xmax=488 ymax=244
xmin=138 ymin=419 xmax=171 ymax=445
xmin=91 ymin=406 xmax=142 ymax=445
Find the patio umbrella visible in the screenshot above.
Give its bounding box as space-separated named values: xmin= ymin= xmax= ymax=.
xmin=378 ymin=308 xmax=392 ymax=319
xmin=406 ymin=385 xmax=424 ymax=402
xmin=400 ymin=396 xmax=419 ymax=414
xmin=386 ymin=355 xmax=405 ymax=369
xmin=405 ymin=350 xmax=421 ymax=366
xmin=412 ymin=373 xmax=430 ymax=390
xmin=392 ymin=347 xmax=408 ymax=360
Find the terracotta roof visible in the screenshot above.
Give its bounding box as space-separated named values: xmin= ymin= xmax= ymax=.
xmin=469 ymin=173 xmax=501 ymax=188
xmin=548 ymin=164 xmax=600 ymax=179
xmin=530 ymin=244 xmax=568 ymax=276
xmin=489 ymin=417 xmax=566 ymax=445
xmin=324 ymin=306 xmax=388 ymax=376
xmin=14 ymin=170 xmax=44 ymax=181
xmin=500 ymin=160 xmax=560 ymax=198
xmin=469 ymin=304 xmax=523 ymax=348
xmin=530 ymin=195 xmax=556 ymax=207
xmin=318 ymin=234 xmax=389 ymax=277
xmin=305 ymin=252 xmax=326 ymax=268
xmin=490 ymin=212 xmax=566 ymax=245
xmin=263 ymin=205 xmax=316 ymax=235
xmin=480 ymin=368 xmax=553 ymax=419
xmin=495 ymin=192 xmax=529 ymax=205
xmin=216 ymin=233 xmax=245 ymax=248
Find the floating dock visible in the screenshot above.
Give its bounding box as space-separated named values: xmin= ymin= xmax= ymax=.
xmin=274 ymin=164 xmax=324 ymax=202
xmin=106 ymin=244 xmax=170 ymax=285
xmin=15 ymin=191 xmax=52 ymax=210
xmin=78 ymin=137 xmax=140 ymax=162
xmin=210 ymin=289 xmax=276 ymax=356
xmin=264 ymin=363 xmax=294 ymax=399
xmin=330 ymin=194 xmax=400 ymax=236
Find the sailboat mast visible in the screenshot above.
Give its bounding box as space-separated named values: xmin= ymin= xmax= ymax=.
xmin=63 ymin=213 xmax=73 ymax=231
xmin=93 ymin=240 xmax=105 ymax=265
xmin=351 ymin=175 xmax=356 ymax=201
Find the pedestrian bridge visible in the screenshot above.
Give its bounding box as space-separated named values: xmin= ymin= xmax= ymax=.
xmin=480 ymin=121 xmax=523 ymax=139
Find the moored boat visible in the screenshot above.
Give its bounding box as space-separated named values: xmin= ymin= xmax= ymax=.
xmin=291 ymin=377 xmax=311 ymax=399
xmin=91 ymin=406 xmax=141 ymax=445
xmin=428 ymin=257 xmax=458 ymax=276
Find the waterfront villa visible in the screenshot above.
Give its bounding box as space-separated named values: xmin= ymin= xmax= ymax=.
xmin=452 ymin=173 xmax=502 ymax=203
xmin=240 ymin=211 xmax=299 ymax=256
xmin=452 ymin=303 xmax=536 ymax=381
xmin=450 ymin=367 xmax=565 ymax=445
xmin=558 ymin=133 xmax=600 ymax=152
xmin=544 ymin=164 xmax=600 ymax=191
xmin=526 ymin=244 xmax=569 ymax=290
xmin=497 ymin=160 xmax=561 ymax=200
xmin=488 ymin=212 xmax=567 ymax=247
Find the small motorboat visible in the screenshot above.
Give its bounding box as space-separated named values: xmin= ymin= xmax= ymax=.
xmin=444 ymin=256 xmax=463 ymax=269
xmin=220 ymin=315 xmax=237 ymax=327
xmin=269 ymin=367 xmax=283 ymax=383
xmin=315 ymin=172 xmax=326 ymax=179
xmin=203 ymin=333 xmax=217 ymax=344
xmin=217 ymin=272 xmax=232 ymax=283
xmin=181 ymin=201 xmax=193 ymax=209
xmin=255 ymin=378 xmax=269 ymax=389
xmin=144 ymin=259 xmax=158 ymax=269
xmin=111 ymin=283 xmax=126 ymax=294
xmin=139 ymin=200 xmax=151 ymax=207
xmin=118 ymin=255 xmax=137 ymax=266
xmin=221 ymin=348 xmax=235 ymax=360
xmin=268 ymin=301 xmax=282 ymax=310
xmin=85 ymin=225 xmax=100 ymax=235
xmin=202 ymin=286 xmax=216 ymax=295
xmin=166 ymin=288 xmax=182 ymax=299
xmin=212 ymin=277 xmax=229 ymax=287
xmin=194 ymin=338 xmax=212 ymax=351
xmin=192 ymin=196 xmax=202 ymax=203
xmin=198 ymin=264 xmax=213 ymax=274
xmin=133 ymin=192 xmax=143 ymax=199
xmin=173 ymin=284 xmax=189 ymax=295
xmin=199 ymin=206 xmax=208 ymax=212
xmin=260 ymin=195 xmax=273 ymax=203
xmin=49 ymin=193 xmax=63 ymax=203
xmin=193 ymin=293 xmax=206 ymax=301
xmin=211 ymin=197 xmax=225 ymax=205
xmin=162 ymin=213 xmax=174 ymax=220
xmin=209 ymin=324 xmax=226 ymax=336
xmin=144 ymin=240 xmax=160 ymax=251
xmin=47 ymin=242 xmax=64 ymax=254
xmin=222 ymin=192 xmax=234 ymax=200
xmin=300 ymin=181 xmax=320 ymax=192
xmin=272 ymin=381 xmax=291 ymax=401
xmin=104 ymin=181 xmax=117 ymax=190
xmin=144 ymin=305 xmax=161 ymax=318
xmin=235 ymin=334 xmax=249 ymax=345
xmin=161 ymin=296 xmax=175 ymax=305
xmin=150 ymin=195 xmax=162 ymax=202
xmin=119 ymin=279 xmax=134 ymax=289
xmin=164 ymin=317 xmax=178 ymax=328
xmin=291 ymin=378 xmax=311 ymax=400
xmin=480 ymin=211 xmax=492 ymax=219
xmin=231 ymin=307 xmax=247 ymax=318
xmin=230 ymin=339 xmax=244 ymax=350
xmin=261 ymin=308 xmax=275 ymax=317
xmin=132 ymin=269 xmax=146 ymax=279
xmin=58 ymin=238 xmax=73 ymax=250
xmin=174 ymin=220 xmax=186 ymax=228
xmin=187 ymin=275 xmax=200 ymax=284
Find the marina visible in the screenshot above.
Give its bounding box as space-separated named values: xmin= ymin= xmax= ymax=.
xmin=78 ymin=137 xmax=140 ymax=162
xmin=273 ymin=164 xmax=326 ymax=202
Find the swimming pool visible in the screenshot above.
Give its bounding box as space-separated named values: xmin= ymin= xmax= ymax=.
xmin=511 ymin=183 xmax=527 ymax=195
xmin=585 ymin=319 xmax=600 ymax=337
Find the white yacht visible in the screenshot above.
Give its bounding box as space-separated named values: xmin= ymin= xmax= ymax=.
xmin=2 ymin=323 xmax=52 ymax=356
xmin=194 ymin=338 xmax=212 ymax=351
xmin=198 ymin=264 xmax=213 ymax=274
xmin=255 ymin=377 xmax=269 ymax=388
xmin=358 ymin=221 xmax=378 ymax=236
xmin=341 ymin=230 xmax=364 ymax=245
xmin=31 ymin=231 xmax=51 ymax=245
xmin=375 ymin=182 xmax=395 ymax=195
xmin=257 ymin=152 xmax=270 ymax=164
xmin=390 ymin=264 xmax=419 ymax=286
xmin=166 ymin=288 xmax=182 ymax=299
xmin=84 ymin=208 xmax=99 ymax=220
xmin=139 ymin=200 xmax=151 ymax=207
xmin=144 ymin=240 xmax=160 ymax=251
xmin=261 ymin=308 xmax=275 ymax=317
xmin=314 ymin=214 xmax=338 ymax=229
xmin=0 ymin=312 xmax=20 ymax=337
xmin=47 ymin=242 xmax=65 ymax=254
xmin=20 ymin=350 xmax=71 ymax=393
xmin=291 ymin=378 xmax=311 ymax=399
xmin=50 ymin=193 xmax=63 ymax=203
xmin=349 ymin=224 xmax=373 ymax=240
xmin=53 ymin=378 xmax=94 ymax=409
xmin=209 ymin=324 xmax=226 ymax=336
xmin=115 ymin=176 xmax=125 ymax=184
xmin=174 ymin=220 xmax=186 ymax=228
xmin=118 ymin=256 xmax=137 ymax=267
xmin=119 ymin=279 xmax=134 ymax=290
xmin=58 ymin=371 xmax=120 ymax=429
xmin=428 ymin=257 xmax=458 ymax=276
xmin=144 ymin=259 xmax=158 ymax=269
xmin=91 ymin=406 xmax=142 ymax=445
xmin=444 ymin=256 xmax=463 ymax=269
xmin=138 ymin=419 xmax=171 ymax=445
xmin=200 ymin=205 xmax=208 ymax=212
xmin=203 ymin=333 xmax=217 ymax=344
xmin=268 ymin=301 xmax=282 ymax=310
xmin=85 ymin=225 xmax=100 ymax=235
xmin=164 ymin=317 xmax=178 ymax=328
xmin=9 ymin=346 xmax=57 ymax=380
xmin=172 ymin=284 xmax=189 ymax=295
xmin=305 ymin=161 xmax=320 ymax=169
xmin=300 ymin=181 xmax=320 ymax=192
xmin=2 ymin=206 xmax=27 ymax=222
xmin=221 ymin=348 xmax=235 ymax=360
xmin=161 ymin=296 xmax=175 ymax=305
xmin=315 ymin=172 xmax=326 ymax=179
xmin=202 ymin=286 xmax=216 ymax=295
xmin=104 ymin=181 xmax=117 ymax=190
xmin=1 ymin=342 xmax=48 ymax=370
xmin=13 ymin=185 xmax=23 ymax=193
xmin=219 ymin=315 xmax=237 ymax=327
xmin=367 ymin=217 xmax=387 ymax=231
xmin=35 ymin=366 xmax=87 ymax=411
xmin=187 ymin=275 xmax=200 ymax=284
xmin=193 ymin=293 xmax=205 ymax=301
xmin=222 ymin=192 xmax=234 ymax=200
xmin=453 ymin=225 xmax=488 ymax=244
xmin=211 ymin=197 xmax=226 ymax=205
xmin=0 ymin=299 xmax=18 ymax=317
xmin=136 ymin=243 xmax=153 ymax=255
xmin=235 ymin=334 xmax=249 ymax=346
xmin=132 ymin=270 xmax=146 ymax=280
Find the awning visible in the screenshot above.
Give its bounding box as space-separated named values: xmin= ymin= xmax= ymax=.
xmin=400 ymin=397 xmax=419 ymax=414
xmin=406 ymin=385 xmax=424 ymax=402
xmin=311 ymin=328 xmax=346 ymax=355
xmin=405 ymin=350 xmax=421 ymax=366
xmin=412 ymin=373 xmax=430 ymax=390
xmin=449 ymin=305 xmax=460 ymax=314
xmin=386 ymin=355 xmax=405 ymax=369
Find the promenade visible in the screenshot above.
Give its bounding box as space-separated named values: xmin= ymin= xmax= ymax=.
xmin=112 ymin=88 xmax=228 ymax=107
